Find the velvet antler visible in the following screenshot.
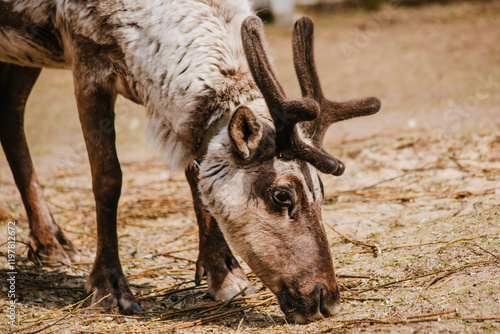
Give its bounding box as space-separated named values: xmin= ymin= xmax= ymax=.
xmin=292 ymin=17 xmax=381 ymax=150
xmin=241 ymin=16 xmax=345 ymax=175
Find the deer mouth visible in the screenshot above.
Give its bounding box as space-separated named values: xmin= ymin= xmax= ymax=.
xmin=276 ymin=282 xmax=341 ymax=324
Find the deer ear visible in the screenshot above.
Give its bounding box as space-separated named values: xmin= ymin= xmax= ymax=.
xmin=228 ymin=106 xmax=263 ymax=160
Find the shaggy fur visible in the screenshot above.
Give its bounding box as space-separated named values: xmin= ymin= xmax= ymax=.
xmin=0 ymin=0 xmax=261 ymax=171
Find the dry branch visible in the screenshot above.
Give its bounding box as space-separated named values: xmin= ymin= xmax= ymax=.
xmin=353 ymin=234 xmax=489 ymax=254
xmin=328 ymin=188 xmax=495 ymax=204
xmin=471 ymin=243 xmax=500 ymax=262
xmin=324 ymin=221 xmax=381 ymax=256
xmin=347 ymin=260 xmax=496 ymax=296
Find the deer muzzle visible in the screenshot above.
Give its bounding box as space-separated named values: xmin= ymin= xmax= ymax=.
xmin=276 ymin=281 xmax=341 ymax=324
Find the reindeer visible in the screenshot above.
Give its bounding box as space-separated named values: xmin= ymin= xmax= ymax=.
xmin=0 ymin=0 xmax=380 ymax=323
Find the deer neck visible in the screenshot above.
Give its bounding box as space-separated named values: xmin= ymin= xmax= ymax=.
xmin=195 ymin=109 xmax=232 ymax=164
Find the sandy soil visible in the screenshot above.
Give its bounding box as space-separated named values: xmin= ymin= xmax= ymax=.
xmin=1 ymin=2 xmax=499 ymax=333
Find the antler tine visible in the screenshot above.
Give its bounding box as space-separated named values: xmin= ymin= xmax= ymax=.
xmin=241 ymin=16 xmax=344 ymax=175
xmin=292 ymin=17 xmax=324 ymax=103
xmin=241 ymin=16 xmax=287 ymax=114
xmin=292 ymin=17 xmax=381 ymax=147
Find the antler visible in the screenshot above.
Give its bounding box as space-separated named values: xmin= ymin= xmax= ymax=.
xmin=292 ymin=17 xmax=381 ymax=149
xmin=241 ymin=16 xmax=344 ymax=175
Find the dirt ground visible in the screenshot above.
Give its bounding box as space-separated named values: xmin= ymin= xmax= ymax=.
xmin=1 ymin=2 xmax=499 ymax=333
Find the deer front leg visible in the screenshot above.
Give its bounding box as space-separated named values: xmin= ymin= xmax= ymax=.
xmin=0 ymin=62 xmax=80 ymax=265
xmin=185 ymin=163 xmax=255 ymax=300
xmin=73 ymin=63 xmax=139 ymax=313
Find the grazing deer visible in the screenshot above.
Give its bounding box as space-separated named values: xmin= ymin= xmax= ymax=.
xmin=0 ymin=0 xmax=380 ymax=323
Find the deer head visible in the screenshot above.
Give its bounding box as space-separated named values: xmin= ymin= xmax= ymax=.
xmin=198 ymin=16 xmax=381 ymax=323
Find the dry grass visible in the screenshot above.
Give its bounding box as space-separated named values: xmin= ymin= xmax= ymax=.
xmin=1 ymin=1 xmax=500 ymax=333
xmin=1 ymin=129 xmax=498 ymax=333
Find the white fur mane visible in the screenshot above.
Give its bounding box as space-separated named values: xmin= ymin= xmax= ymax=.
xmin=0 ymin=0 xmax=262 ymax=172
xmin=116 ymin=0 xmax=260 ymax=171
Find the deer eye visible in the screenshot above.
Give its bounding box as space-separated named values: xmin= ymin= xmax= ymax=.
xmin=272 ymin=188 xmax=293 ymax=207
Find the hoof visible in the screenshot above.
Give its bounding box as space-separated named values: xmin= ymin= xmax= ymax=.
xmin=196 ymin=253 xmax=255 ymax=301
xmin=28 ymin=225 xmax=81 ymax=266
xmin=211 ymin=266 xmax=256 ymax=301
xmin=84 ymin=264 xmax=140 ymax=314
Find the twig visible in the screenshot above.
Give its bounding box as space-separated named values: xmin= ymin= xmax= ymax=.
xmin=337 ymin=274 xmax=376 ymax=280
xmin=426 ymin=268 xmax=459 ymax=288
xmin=471 ymin=243 xmax=500 ymax=262
xmin=439 ymin=201 xmax=469 ymax=220
xmin=353 ymin=234 xmax=488 ymax=254
xmin=160 ymin=246 xmax=198 ymax=255
xmin=436 ymin=278 xmax=494 ymax=306
xmin=348 ymin=260 xmax=495 ymax=296
xmin=151 ymin=226 xmax=197 ymax=247
xmin=406 ymin=309 xmax=457 ymax=319
xmin=329 ymin=188 xmax=495 ymax=203
xmin=359 ymin=173 xmax=411 ymax=191
xmin=138 ymin=284 xmax=204 ymax=301
xmin=235 ymin=316 xmax=245 ymax=333
xmin=324 ymin=221 xmax=381 ymax=256
xmin=348 ymin=271 xmax=439 ymax=296
xmin=202 ymin=284 xmax=253 ymax=315
xmin=343 ymin=297 xmax=388 ymax=301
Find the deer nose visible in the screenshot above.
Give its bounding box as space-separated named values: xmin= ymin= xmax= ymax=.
xmin=317 ymin=283 xmax=341 ymax=318
xmin=277 ymin=282 xmax=341 ymax=324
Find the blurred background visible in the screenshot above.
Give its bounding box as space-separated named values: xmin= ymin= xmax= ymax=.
xmin=0 ymin=0 xmax=498 ymax=178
